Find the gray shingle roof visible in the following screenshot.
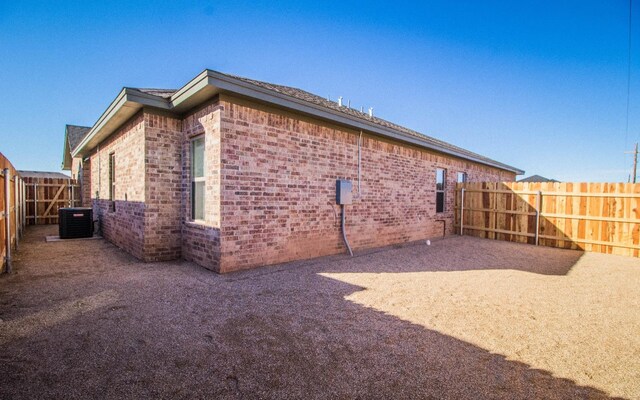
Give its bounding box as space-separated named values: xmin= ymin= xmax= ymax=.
xmin=66 ymin=125 xmax=91 ymax=151
xmin=134 ymin=88 xmax=177 ymax=99
xmin=221 ymin=73 xmax=517 ymax=172
xmin=518 ymin=175 xmax=558 ymax=183
xmin=19 ymin=170 xmax=71 ymax=179
xmin=126 ymin=71 xmax=519 ymax=173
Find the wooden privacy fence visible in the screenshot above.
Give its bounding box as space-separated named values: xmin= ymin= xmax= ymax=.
xmin=23 ymin=176 xmax=80 ymax=225
xmin=1 ymin=152 xmax=27 ymax=272
xmin=456 ymin=182 xmax=640 ymax=257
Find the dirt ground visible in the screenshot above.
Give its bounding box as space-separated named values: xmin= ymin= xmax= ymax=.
xmin=1 ymin=226 xmax=639 ymax=399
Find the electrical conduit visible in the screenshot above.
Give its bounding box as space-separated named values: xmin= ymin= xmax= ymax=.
xmin=341 ymin=204 xmax=353 ymax=256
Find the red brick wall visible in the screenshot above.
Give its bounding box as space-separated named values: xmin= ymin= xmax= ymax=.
xmin=69 ymin=157 xmax=86 ymax=207
xmin=216 ymin=95 xmax=514 ymax=272
xmin=70 ymin=158 xmax=82 ymax=181
xmin=143 ymin=112 xmax=183 ymax=261
xmin=180 ymin=100 xmax=223 ymax=271
xmin=90 ymin=112 xmax=146 ymax=259
xmin=80 ymin=158 xmax=91 ymax=207
xmin=87 ymin=96 xmax=514 ymax=273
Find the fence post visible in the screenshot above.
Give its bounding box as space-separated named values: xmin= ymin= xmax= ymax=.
xmin=535 ymin=190 xmax=542 ymax=246
xmin=33 ymin=183 xmax=37 ymax=225
xmin=460 ymin=188 xmax=465 ymax=235
xmin=3 ymin=168 xmax=11 ymax=273
xmin=21 ymin=180 xmax=26 ymax=230
xmin=14 ymin=176 xmax=19 ymax=249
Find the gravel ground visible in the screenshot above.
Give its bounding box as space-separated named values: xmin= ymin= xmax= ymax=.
xmin=0 ymin=226 xmax=638 ymax=399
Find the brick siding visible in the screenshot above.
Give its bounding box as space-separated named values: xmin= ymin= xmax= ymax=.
xmin=90 ymin=112 xmax=146 ymax=259
xmin=87 ymin=97 xmax=514 ymax=273
xmin=181 ymin=100 xmax=223 ymax=271
xmin=144 ymin=112 xmax=183 ymax=261
xmin=217 ymin=95 xmax=514 ymax=271
xmin=81 ymin=158 xmax=92 ymax=207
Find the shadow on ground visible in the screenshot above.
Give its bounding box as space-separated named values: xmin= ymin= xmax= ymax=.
xmin=315 ymin=235 xmax=585 ymax=275
xmin=0 ymin=226 xmax=626 ymax=399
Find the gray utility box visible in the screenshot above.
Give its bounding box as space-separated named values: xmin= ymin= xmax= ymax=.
xmin=336 ymin=179 xmax=353 ymax=205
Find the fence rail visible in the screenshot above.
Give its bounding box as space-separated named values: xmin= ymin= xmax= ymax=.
xmin=455 ymin=182 xmax=640 ymax=257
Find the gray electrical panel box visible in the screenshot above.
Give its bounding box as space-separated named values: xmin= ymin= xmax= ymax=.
xmin=336 ymin=179 xmax=353 ymax=205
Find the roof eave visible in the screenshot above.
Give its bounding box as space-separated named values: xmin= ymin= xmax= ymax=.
xmin=71 ymin=88 xmax=172 ymax=158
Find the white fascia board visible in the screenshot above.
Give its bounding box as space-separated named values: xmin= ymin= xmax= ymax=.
xmin=169 ymin=71 xmax=213 ymax=112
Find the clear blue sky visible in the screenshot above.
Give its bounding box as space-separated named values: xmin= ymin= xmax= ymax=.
xmin=0 ymin=0 xmax=637 ymax=181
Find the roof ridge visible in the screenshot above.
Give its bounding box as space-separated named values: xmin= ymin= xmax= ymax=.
xmin=66 ymin=124 xmax=91 ymax=129
xmin=134 ymin=87 xmax=178 ymax=91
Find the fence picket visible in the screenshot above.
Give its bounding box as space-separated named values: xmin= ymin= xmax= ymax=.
xmin=455 ymin=181 xmax=640 ymax=257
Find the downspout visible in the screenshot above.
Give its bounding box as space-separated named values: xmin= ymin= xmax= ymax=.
xmin=4 ymin=168 xmax=11 ymax=273
xmin=357 ymin=131 xmax=362 ymax=197
xmin=96 ymin=145 xmax=102 ymax=236
xmin=337 ymin=131 xmax=362 ymax=257
xmin=342 ymin=130 xmax=363 ymax=255
xmin=97 ymin=144 xmax=101 ymax=200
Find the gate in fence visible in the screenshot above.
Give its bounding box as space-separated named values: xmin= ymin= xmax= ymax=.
xmin=21 ymin=174 xmax=81 ymax=225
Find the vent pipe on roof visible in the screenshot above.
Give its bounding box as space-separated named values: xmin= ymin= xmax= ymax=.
xmin=368 ymin=107 xmax=374 ymax=117
xmin=338 ymin=96 xmax=343 ymax=107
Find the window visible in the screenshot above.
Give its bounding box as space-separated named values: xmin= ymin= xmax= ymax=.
xmin=109 ymin=153 xmax=116 ymax=201
xmin=457 ymin=172 xmax=467 ymax=183
xmin=191 ymin=136 xmax=205 ymax=221
xmin=436 ymin=168 xmax=446 ymax=213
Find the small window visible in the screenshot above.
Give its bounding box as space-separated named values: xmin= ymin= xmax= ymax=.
xmin=191 ymin=136 xmax=205 ymax=221
xmin=436 ymin=168 xmax=446 ymax=213
xmin=457 ymin=172 xmax=467 ymax=183
xmin=109 ymin=153 xmax=116 ymax=201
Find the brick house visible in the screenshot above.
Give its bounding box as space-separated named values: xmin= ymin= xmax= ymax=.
xmin=62 ymin=124 xmax=91 ymax=205
xmin=68 ymin=70 xmax=523 ymax=273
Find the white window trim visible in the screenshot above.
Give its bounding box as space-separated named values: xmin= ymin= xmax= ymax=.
xmin=109 ymin=152 xmax=116 ymax=202
xmin=191 ymin=136 xmax=205 ymax=222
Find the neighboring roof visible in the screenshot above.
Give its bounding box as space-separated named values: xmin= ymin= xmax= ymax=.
xmin=62 ymin=124 xmax=91 ymax=170
xmin=518 ymin=175 xmax=559 ymax=183
xmin=19 ymin=170 xmax=71 ymax=179
xmin=72 ymin=70 xmax=524 ymax=175
xmin=67 ymin=125 xmax=91 ymax=150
